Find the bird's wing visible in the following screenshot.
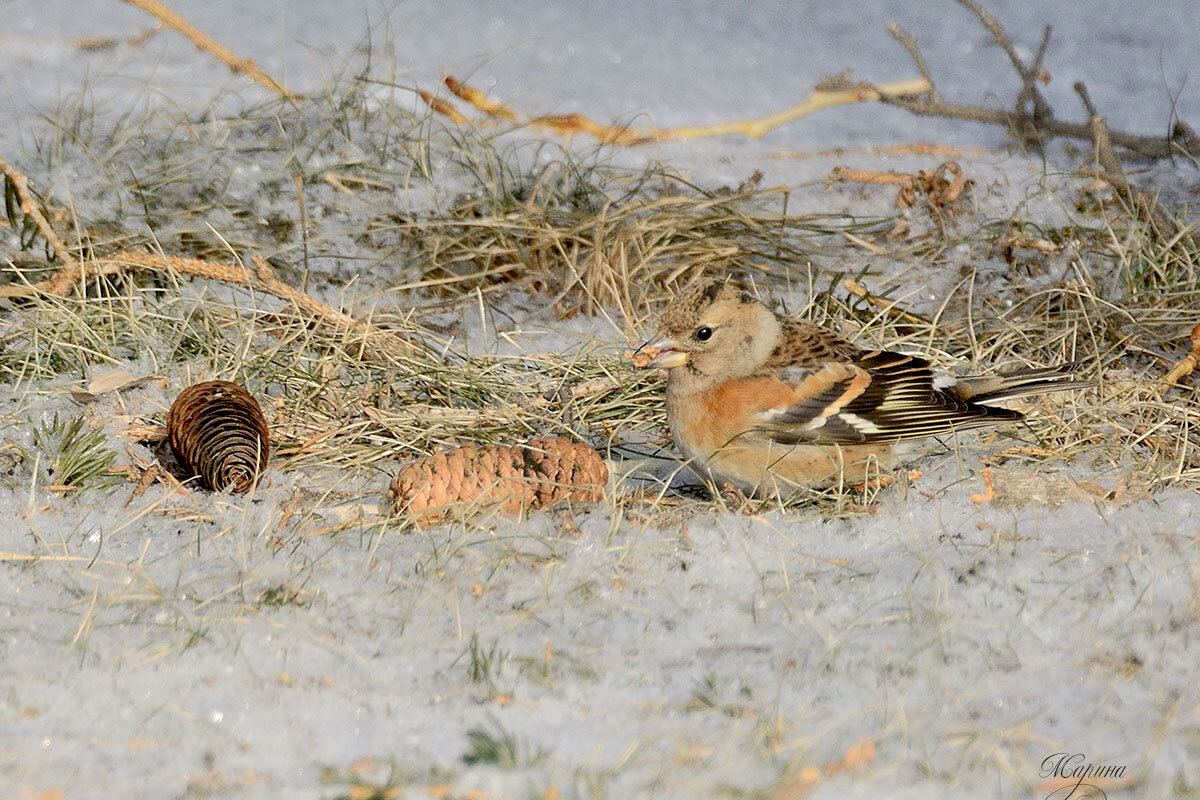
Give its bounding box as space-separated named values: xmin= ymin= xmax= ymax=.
xmin=756 ymin=350 xmax=1022 ymax=445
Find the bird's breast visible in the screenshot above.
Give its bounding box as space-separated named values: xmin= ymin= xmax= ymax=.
xmin=667 ymin=374 xmax=796 ymax=459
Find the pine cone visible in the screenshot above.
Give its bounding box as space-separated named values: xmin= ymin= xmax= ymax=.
xmin=167 ymin=380 xmax=270 ymax=493
xmin=388 ymin=436 xmax=607 ymax=524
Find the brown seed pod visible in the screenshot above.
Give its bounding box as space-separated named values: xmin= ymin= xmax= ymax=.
xmin=167 ymin=380 xmax=270 ymax=493
xmin=388 ymin=436 xmax=607 ymax=524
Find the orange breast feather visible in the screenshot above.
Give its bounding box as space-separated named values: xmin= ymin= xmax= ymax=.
xmin=692 ymin=376 xmax=799 ymax=451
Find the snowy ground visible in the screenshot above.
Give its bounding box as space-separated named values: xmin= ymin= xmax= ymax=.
xmin=3 ymin=1 xmax=1200 ymax=798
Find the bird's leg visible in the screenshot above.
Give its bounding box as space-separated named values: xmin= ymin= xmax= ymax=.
xmin=716 ymin=481 xmax=754 ymax=511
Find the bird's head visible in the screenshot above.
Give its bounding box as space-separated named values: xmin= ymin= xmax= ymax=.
xmin=634 ymin=278 xmax=780 ymax=389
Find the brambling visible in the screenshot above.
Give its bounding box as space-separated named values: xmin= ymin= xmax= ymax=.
xmin=633 ymin=279 xmax=1087 ymax=494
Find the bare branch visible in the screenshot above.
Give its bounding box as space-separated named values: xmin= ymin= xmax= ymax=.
xmin=120 ymin=0 xmax=297 ymax=102
xmin=954 ymin=0 xmax=1054 ymax=125
xmin=1089 ymin=115 xmax=1128 ymax=182
xmin=0 ymin=156 xmax=76 ymax=266
xmin=887 ymin=24 xmax=942 ymax=103
xmin=433 ymin=74 xmax=932 ymax=145
xmin=1019 ymin=25 xmax=1055 ymax=122
xmin=954 ymin=0 xmax=1035 ymax=83
xmin=1073 ymin=81 xmax=1098 ymax=118
xmin=1084 ymin=114 xmax=1194 ymax=245
xmin=884 ymin=93 xmax=1196 ymax=160
xmin=1030 ymin=24 xmax=1053 ymax=79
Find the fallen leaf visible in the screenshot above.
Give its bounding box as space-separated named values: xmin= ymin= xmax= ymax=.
xmin=70 ymin=370 xmax=163 ymax=403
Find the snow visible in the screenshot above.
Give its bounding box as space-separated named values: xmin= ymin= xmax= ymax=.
xmin=3 ymin=1 xmax=1199 ymax=798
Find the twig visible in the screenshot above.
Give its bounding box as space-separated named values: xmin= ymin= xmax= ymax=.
xmin=887 ymin=93 xmax=1195 ymax=159
xmin=955 ymin=0 xmax=1040 ymax=91
xmin=1073 ymin=81 xmax=1098 ymax=118
xmin=884 ymin=11 xmax=1199 ymax=160
xmin=0 ymin=157 xmax=76 ymax=265
xmin=964 ymin=1 xmax=1054 ymax=125
xmin=825 ymin=166 xmax=915 ymax=189
xmin=1029 ymin=24 xmax=1053 ymax=83
xmin=1164 ymin=323 xmax=1200 ymax=386
xmin=0 ymin=249 xmax=425 ymax=357
xmin=887 ymin=25 xmax=941 ymax=103
xmin=1017 ymin=24 xmax=1055 ymax=121
xmin=433 ymin=75 xmax=933 ymax=145
xmin=1074 ymin=82 xmax=1190 ymax=243
xmin=321 ymin=172 xmax=394 ymax=192
xmin=643 ymin=77 xmax=933 ymax=142
xmin=1086 ymin=112 xmax=1127 ymax=182
xmin=119 ymin=0 xmax=297 ymax=101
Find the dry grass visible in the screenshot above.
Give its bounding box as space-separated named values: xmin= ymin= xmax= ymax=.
xmin=2 ymin=72 xmax=1198 ymax=528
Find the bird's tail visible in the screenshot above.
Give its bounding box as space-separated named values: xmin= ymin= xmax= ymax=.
xmin=949 ymin=360 xmax=1092 ymax=405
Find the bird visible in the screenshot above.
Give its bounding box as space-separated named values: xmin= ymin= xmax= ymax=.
xmin=633 ymin=278 xmax=1088 ymax=494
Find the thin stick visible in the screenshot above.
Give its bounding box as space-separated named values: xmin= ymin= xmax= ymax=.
xmin=1073 ymin=81 xmax=1098 ymax=118
xmin=0 ymin=250 xmax=425 ymax=357
xmin=0 ymin=157 xmax=76 ymax=265
xmin=1029 ymin=25 xmax=1053 ymax=82
xmin=436 ymin=75 xmax=932 ymax=145
xmin=643 ymin=78 xmax=932 ymax=142
xmin=1017 ymin=24 xmax=1054 ymax=121
xmin=884 ymin=94 xmax=1195 ymax=159
xmin=1087 ymin=113 xmax=1128 ymax=182
xmin=1164 ymin=323 xmax=1200 ymax=386
xmin=1077 ymin=94 xmax=1188 ymax=243
xmin=120 ymin=0 xmax=297 ymax=101
xmin=418 ymin=90 xmax=469 ymax=124
xmin=883 ymin=16 xmax=1198 ymax=160
xmin=887 ymin=25 xmax=941 ymax=103
xmin=954 ymin=0 xmax=1036 ymax=86
xmin=825 ymin=166 xmax=916 ymax=189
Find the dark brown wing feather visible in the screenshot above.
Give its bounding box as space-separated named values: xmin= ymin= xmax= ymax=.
xmin=763 ymin=319 xmax=863 ymax=370
xmin=758 ymin=350 xmax=1023 ymax=445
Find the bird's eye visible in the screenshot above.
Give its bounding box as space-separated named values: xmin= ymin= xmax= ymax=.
xmin=695 ymin=326 xmax=713 ymax=341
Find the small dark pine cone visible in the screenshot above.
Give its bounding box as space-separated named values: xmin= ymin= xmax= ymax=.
xmin=167 ymin=380 xmax=270 ymax=493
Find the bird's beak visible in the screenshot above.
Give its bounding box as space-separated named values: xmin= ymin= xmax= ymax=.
xmin=633 ymin=335 xmax=689 ymax=369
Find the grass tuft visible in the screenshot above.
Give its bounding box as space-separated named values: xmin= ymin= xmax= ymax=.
xmin=461 ymin=716 xmax=547 ymax=768
xmin=32 ymin=413 xmax=120 ymax=496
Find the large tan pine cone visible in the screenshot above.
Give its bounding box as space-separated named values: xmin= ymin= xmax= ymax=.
xmin=388 ymin=436 xmax=607 ymax=524
xmin=167 ymin=380 xmax=270 ymax=493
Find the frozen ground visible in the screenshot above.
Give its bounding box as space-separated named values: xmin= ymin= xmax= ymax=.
xmin=3 ymin=1 xmax=1200 ymax=798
